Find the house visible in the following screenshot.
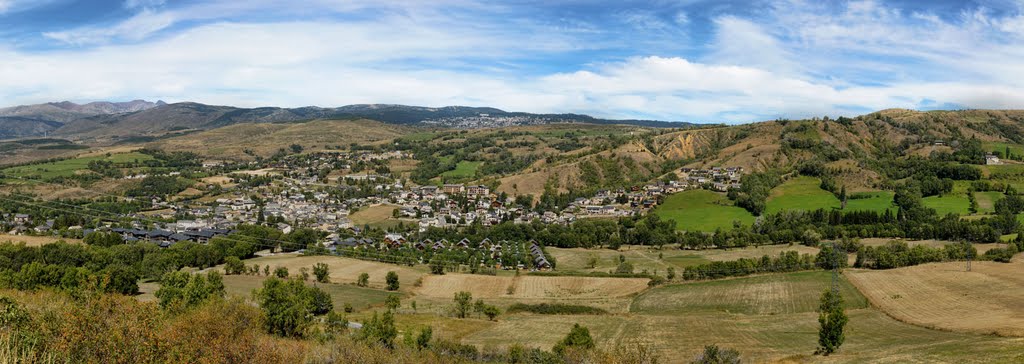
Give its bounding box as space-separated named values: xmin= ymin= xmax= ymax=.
xmin=986 ymin=154 xmax=1003 ymax=165
xmin=466 ymin=185 xmax=490 ymax=197
xmin=442 ymin=184 xmax=465 ymax=194
xmin=384 ymin=233 xmax=406 ymax=246
xmin=13 ymin=214 xmax=30 ymax=225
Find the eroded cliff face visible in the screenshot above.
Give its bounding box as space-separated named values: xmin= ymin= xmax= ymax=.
xmin=658 ymin=131 xmax=710 ymax=160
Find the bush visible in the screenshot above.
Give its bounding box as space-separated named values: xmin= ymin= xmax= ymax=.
xmin=255 ymin=277 xmax=333 ymax=337
xmin=505 ymin=303 xmax=608 ymax=315
xmin=224 ymin=256 xmax=246 ymax=275
xmin=692 ymin=345 xmax=741 ymax=364
xmin=553 ymin=323 xmax=595 ymax=355
xmin=453 ymin=291 xmax=472 ymax=319
xmin=357 ymin=272 xmax=369 ymax=287
xmin=385 ymin=271 xmax=399 ymax=291
xmin=313 ymin=263 xmax=330 ymax=283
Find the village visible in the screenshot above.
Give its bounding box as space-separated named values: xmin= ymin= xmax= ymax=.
xmin=0 ymin=150 xmax=743 ymax=270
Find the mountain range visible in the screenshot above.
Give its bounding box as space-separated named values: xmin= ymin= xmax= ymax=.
xmin=0 ymin=100 xmax=703 ymax=140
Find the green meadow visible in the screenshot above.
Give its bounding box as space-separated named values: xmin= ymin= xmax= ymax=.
xmin=654 ymin=189 xmax=755 ymax=232
xmin=844 ymin=191 xmax=896 ymax=213
xmin=441 ymin=160 xmax=483 ymax=179
xmin=2 ymin=152 xmax=154 ymax=179
xmin=764 ymin=176 xmax=840 ymax=214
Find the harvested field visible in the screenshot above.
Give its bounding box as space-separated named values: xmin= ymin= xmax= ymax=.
xmin=242 ymin=254 xmax=426 ymax=291
xmin=415 ymin=274 xmax=649 ymax=300
xmin=349 ymin=204 xmax=398 ymax=226
xmin=631 ymin=271 xmax=867 ymax=315
xmin=847 ymin=258 xmax=1024 ymax=337
xmin=0 ymin=233 xmax=81 ymax=246
xmin=460 ymin=309 xmax=1024 ymax=364
xmin=546 ymin=244 xmax=820 ymax=275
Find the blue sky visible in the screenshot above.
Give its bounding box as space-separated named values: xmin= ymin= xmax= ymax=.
xmin=1 ymin=0 xmax=1024 ymax=123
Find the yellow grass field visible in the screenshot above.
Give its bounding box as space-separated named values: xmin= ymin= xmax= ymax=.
xmin=241 ymin=254 xmax=427 ymax=291
xmin=546 ymin=244 xmax=821 ymax=274
xmin=847 ymin=258 xmax=1024 ymax=337
xmin=349 ymin=204 xmax=399 ymax=226
xmin=415 ymin=274 xmax=649 ymax=301
xmin=0 ymin=233 xmax=82 ymax=246
xmin=433 ymin=271 xmax=1024 ymax=363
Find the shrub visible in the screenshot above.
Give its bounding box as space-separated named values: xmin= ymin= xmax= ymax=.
xmin=385 ymin=271 xmax=399 ymax=291
xmin=224 ymin=256 xmax=246 ymax=275
xmin=553 ymin=324 xmax=595 ymax=355
xmin=313 ymin=263 xmax=330 ymax=283
xmin=506 ymin=303 xmax=608 ymax=315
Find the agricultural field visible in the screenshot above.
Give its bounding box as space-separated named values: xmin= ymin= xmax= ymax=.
xmin=974 ymin=191 xmax=1005 ymax=213
xmin=1 ymin=151 xmax=154 ymax=179
xmin=630 ymin=271 xmax=867 ymax=315
xmin=348 ymin=204 xmax=399 ymax=227
xmin=440 ymin=161 xmax=483 ymax=179
xmin=220 ymin=275 xmax=395 ymax=311
xmin=846 ymin=258 xmax=1024 ymax=337
xmin=844 ymin=191 xmax=896 ymax=213
xmin=922 ymin=194 xmax=971 ymax=216
xmin=0 ymin=233 xmax=82 ymax=246
xmin=653 ymin=189 xmax=754 ymax=232
xmin=240 ymin=254 xmax=427 ymax=291
xmin=412 ymin=270 xmax=1024 ymax=363
xmin=414 ymin=274 xmax=649 ymax=301
xmin=545 ymin=244 xmax=821 ymax=275
xmin=765 ymin=176 xmax=841 ymax=214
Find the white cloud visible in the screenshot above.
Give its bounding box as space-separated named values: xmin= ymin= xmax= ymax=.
xmin=5 ymin=0 xmax=1024 ymax=124
xmin=44 ymin=9 xmax=176 ymax=45
xmin=124 ymin=0 xmax=165 ymax=9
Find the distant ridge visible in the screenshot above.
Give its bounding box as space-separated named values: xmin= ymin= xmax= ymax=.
xmin=0 ymin=100 xmax=708 ymax=140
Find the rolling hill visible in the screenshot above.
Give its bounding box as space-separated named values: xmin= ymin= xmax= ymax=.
xmin=0 ymin=100 xmax=708 ymax=142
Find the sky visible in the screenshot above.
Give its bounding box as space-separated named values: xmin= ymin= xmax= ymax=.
xmin=1 ymin=0 xmax=1024 ymax=123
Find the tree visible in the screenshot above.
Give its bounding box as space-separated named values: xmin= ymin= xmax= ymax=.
xmin=691 ymin=345 xmax=741 ymax=364
xmin=313 ymin=263 xmax=330 ymax=283
xmin=453 ymin=291 xmax=472 ymax=318
xmin=429 ymin=257 xmax=445 ymax=275
xmin=839 ymin=185 xmax=848 ymax=210
xmin=553 ymin=323 xmax=595 ymax=355
xmin=615 ymin=261 xmax=634 ymax=274
xmin=385 ymin=294 xmax=400 ymax=311
xmin=103 ymin=265 xmax=139 ymax=295
xmin=482 ymin=305 xmax=501 ymax=321
xmin=817 ymin=289 xmax=848 ymax=355
xmin=224 ymin=256 xmax=246 ymax=275
xmin=415 ymin=326 xmax=432 ymax=350
xmin=255 ymin=277 xmax=333 ymax=337
xmin=274 ymin=267 xmax=289 ymax=278
xmin=385 ymin=271 xmax=399 ymax=291
xmin=155 ymin=271 xmax=225 ymax=311
xmin=667 ymin=267 xmax=676 ymax=280
xmin=84 ymin=231 xmax=124 ymax=247
xmin=357 ymin=272 xmax=369 ymax=287
xmin=358 ymin=311 xmax=397 ymax=348
xmin=474 ymin=299 xmax=486 ymax=317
